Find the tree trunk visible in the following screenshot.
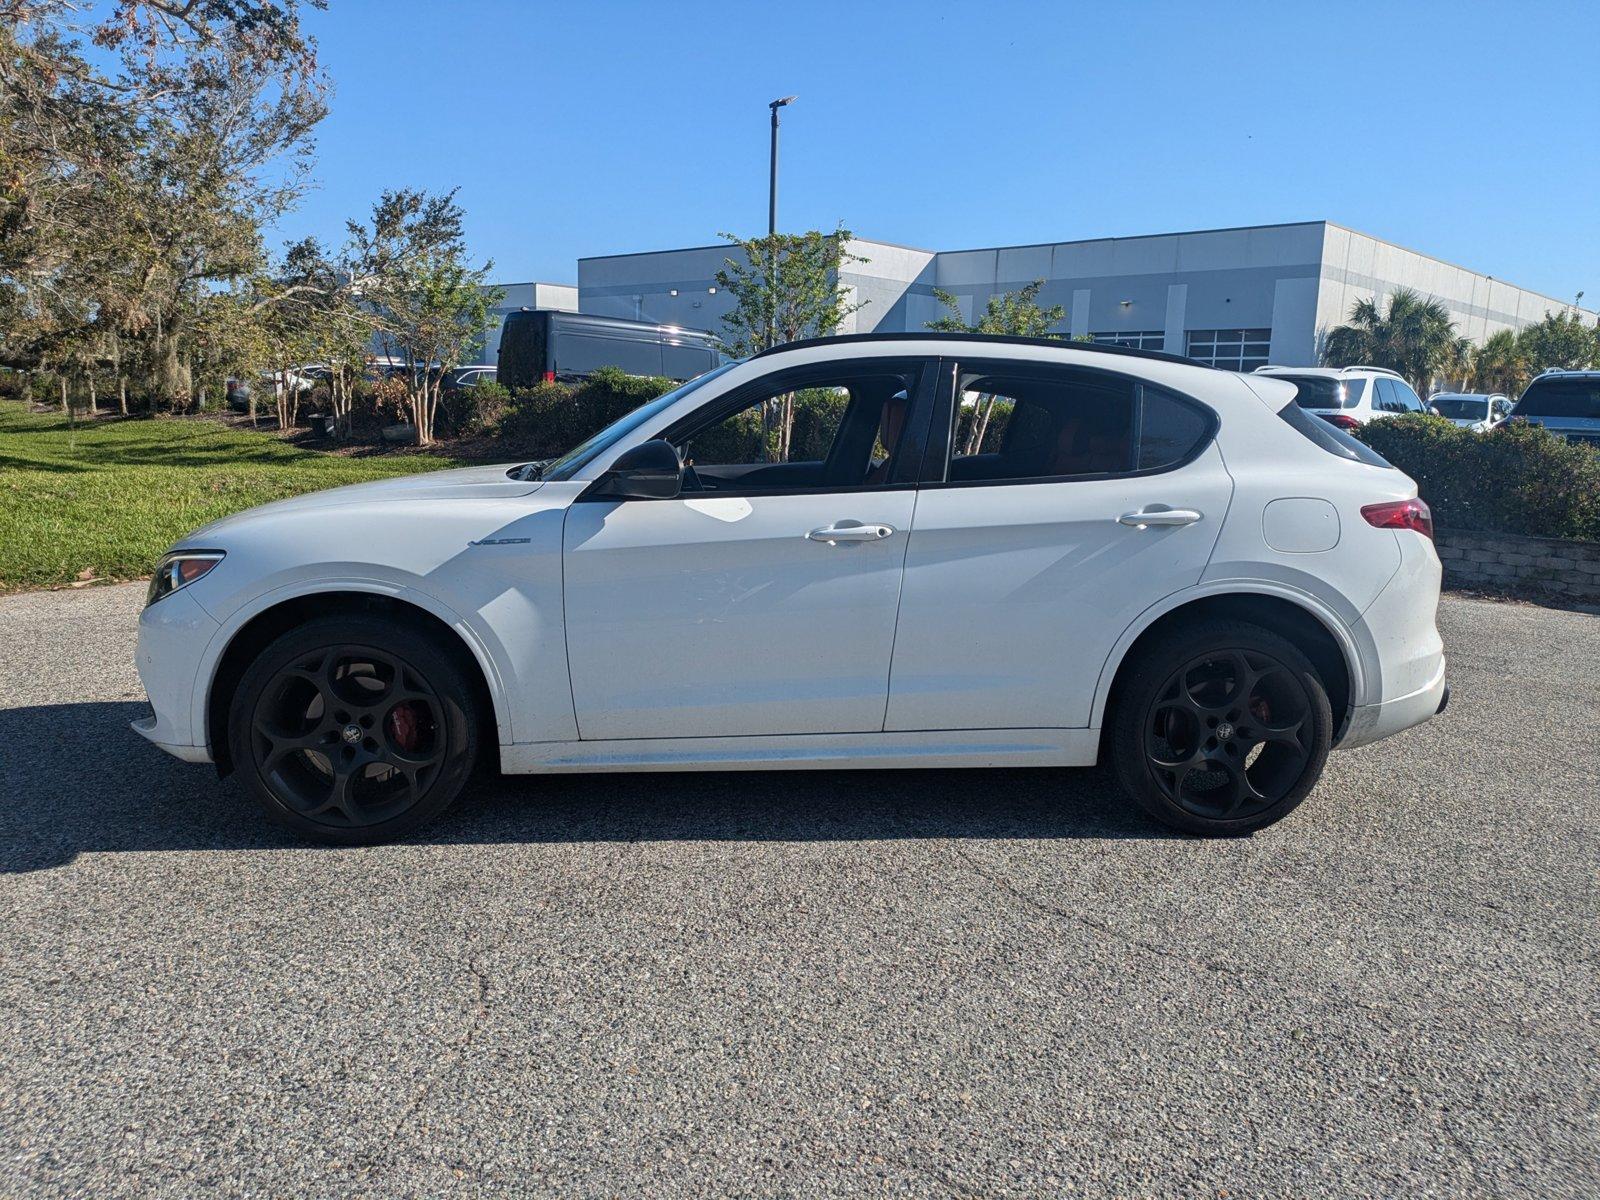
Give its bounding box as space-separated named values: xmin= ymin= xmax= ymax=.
xmin=972 ymin=394 xmax=998 ymax=453
xmin=88 ymin=375 xmax=98 ymax=415
xmin=60 ymin=376 xmax=68 ymax=413
xmin=119 ymin=378 xmax=128 ymax=416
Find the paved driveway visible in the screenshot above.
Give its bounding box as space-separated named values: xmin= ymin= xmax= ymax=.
xmin=1 ymin=584 xmax=1596 ymax=1197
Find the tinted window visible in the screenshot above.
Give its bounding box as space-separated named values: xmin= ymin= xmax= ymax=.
xmin=1391 ymin=378 xmax=1425 ymax=412
xmin=946 ymin=369 xmax=1211 ymax=483
xmin=662 ymin=342 xmax=719 ymax=381
xmin=674 ymin=365 xmax=922 ymax=493
xmin=1513 ymin=377 xmax=1600 ymax=419
xmin=950 ymin=370 xmax=1136 ymax=482
xmin=1277 ymin=402 xmax=1392 ymax=467
xmin=1280 ymin=375 xmax=1365 ymax=409
xmin=1138 ymin=389 xmax=1212 ymax=470
xmin=559 ymin=333 xmax=664 ymax=378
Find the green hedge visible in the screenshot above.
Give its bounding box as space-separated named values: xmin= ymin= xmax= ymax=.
xmin=1355 ymin=414 xmax=1600 ymax=541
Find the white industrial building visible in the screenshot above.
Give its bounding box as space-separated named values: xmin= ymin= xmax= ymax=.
xmin=569 ymin=221 xmax=1595 ymax=370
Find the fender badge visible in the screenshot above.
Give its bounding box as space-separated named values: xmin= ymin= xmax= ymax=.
xmin=469 ymin=537 xmax=531 ymax=546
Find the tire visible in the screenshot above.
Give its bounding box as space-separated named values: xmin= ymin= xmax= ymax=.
xmin=227 ymin=615 xmax=480 ymax=845
xmin=1108 ymin=618 xmax=1333 ymax=836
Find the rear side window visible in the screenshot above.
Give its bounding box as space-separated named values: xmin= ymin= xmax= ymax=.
xmin=1138 ymin=390 xmax=1212 ymax=470
xmin=1513 ymin=377 xmax=1600 ymax=419
xmin=946 ymin=366 xmax=1213 ymax=483
xmin=1277 ymin=402 xmax=1392 ymax=466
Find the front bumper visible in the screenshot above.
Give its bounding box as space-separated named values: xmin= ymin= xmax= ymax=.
xmin=133 ymin=587 xmax=220 ymax=764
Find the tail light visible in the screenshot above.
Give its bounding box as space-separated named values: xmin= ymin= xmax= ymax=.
xmin=1362 ymin=497 xmax=1433 ymax=540
xmin=543 ymin=370 xmax=556 ymax=383
xmin=1320 ymin=413 xmax=1362 ymax=431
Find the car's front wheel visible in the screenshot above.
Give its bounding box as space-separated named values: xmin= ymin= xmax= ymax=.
xmin=1109 ymin=619 xmax=1334 ymax=835
xmin=228 ymin=615 xmax=480 ymax=844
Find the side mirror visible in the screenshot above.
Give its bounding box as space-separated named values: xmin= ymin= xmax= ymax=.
xmin=594 ymin=438 xmax=682 ymax=500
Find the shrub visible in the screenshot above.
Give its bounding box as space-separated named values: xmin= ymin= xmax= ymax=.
xmin=1356 ymin=414 xmax=1600 ymax=540
xmin=439 ymin=380 xmax=510 ymax=438
xmin=497 ymin=369 xmax=677 ymax=457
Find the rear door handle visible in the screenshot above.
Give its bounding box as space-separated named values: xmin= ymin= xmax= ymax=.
xmin=807 ymin=523 xmax=895 ymax=544
xmin=1118 ymin=508 xmax=1202 ymax=528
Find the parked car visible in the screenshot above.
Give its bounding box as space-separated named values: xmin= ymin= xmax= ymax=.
xmin=497 ymin=309 xmax=721 ymax=388
xmin=1508 ymin=370 xmax=1600 ymax=448
xmin=440 ymin=365 xmax=497 ymax=394
xmin=225 ymin=370 xmax=315 ymax=412
xmin=1429 ymin=392 xmax=1512 ymax=431
xmin=135 ymin=333 xmax=1445 ymax=844
xmin=1254 ymin=365 xmax=1428 ymax=429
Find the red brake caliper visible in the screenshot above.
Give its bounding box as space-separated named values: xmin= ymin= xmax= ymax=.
xmin=386 ymin=703 xmax=421 ymax=754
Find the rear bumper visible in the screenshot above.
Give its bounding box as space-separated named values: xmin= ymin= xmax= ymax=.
xmin=1339 ymin=656 xmax=1447 ymax=750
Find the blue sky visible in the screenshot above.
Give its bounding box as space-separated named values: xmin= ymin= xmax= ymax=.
xmin=277 ymin=0 xmax=1600 ymax=302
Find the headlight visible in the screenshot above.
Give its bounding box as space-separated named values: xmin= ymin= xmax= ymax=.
xmin=146 ymin=550 xmax=225 ymax=608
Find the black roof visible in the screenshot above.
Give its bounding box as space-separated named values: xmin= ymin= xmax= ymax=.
xmin=750 ymin=331 xmax=1212 ymax=369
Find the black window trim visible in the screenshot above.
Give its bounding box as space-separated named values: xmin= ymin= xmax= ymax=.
xmin=917 ymin=357 xmax=1220 ymax=489
xmin=580 ymin=355 xmax=940 ymax=501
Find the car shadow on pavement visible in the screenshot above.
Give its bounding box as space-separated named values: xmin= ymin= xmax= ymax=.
xmin=0 ymin=702 xmax=1176 ymax=873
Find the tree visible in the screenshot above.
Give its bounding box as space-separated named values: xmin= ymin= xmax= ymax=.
xmin=1472 ymin=329 xmax=1528 ymax=398
xmin=714 ymin=227 xmax=865 ymax=460
xmin=927 ymin=278 xmax=1065 ymax=337
xmin=348 ymin=190 xmax=498 ymax=445
xmin=927 ymin=278 xmax=1066 ymax=452
xmin=1516 ymin=307 xmax=1598 ymax=374
xmin=1 ymin=1 xmax=327 ymax=401
xmin=1322 ymin=287 xmax=1458 ymax=395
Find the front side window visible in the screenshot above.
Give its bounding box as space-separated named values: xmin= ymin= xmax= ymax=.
xmin=1187 ymin=328 xmax=1272 ymax=372
xmin=945 ymin=366 xmax=1212 ymax=483
xmin=671 ymin=363 xmax=924 ymax=493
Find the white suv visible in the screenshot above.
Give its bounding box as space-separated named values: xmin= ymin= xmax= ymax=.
xmin=1255 ymin=365 xmax=1428 ymax=430
xmin=135 ymin=335 xmax=1447 ymax=843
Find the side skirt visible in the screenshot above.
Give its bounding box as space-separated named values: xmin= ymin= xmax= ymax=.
xmin=500 ymin=728 xmax=1101 ymax=774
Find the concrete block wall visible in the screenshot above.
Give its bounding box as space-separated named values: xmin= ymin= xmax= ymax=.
xmin=1434 ymin=530 xmax=1600 ymax=601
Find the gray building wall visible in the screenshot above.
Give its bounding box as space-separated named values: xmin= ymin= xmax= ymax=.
xmin=575 ymin=222 xmax=1595 ymax=368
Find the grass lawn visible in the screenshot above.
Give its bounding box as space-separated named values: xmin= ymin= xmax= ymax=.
xmin=0 ymin=401 xmax=468 ymax=590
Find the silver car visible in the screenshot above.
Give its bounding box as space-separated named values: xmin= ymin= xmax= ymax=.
xmin=1509 ymin=370 xmax=1600 ymax=448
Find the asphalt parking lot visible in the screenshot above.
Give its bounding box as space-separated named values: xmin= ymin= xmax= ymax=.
xmin=0 ymin=583 xmax=1595 ymax=1198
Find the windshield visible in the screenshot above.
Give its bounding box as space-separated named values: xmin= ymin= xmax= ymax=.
xmin=540 ymin=362 xmax=740 ymax=481
xmin=1431 ymin=396 xmax=1490 ymax=419
xmin=1281 ymin=375 xmax=1366 ymax=409
xmin=1512 ymin=377 xmax=1600 ymax=420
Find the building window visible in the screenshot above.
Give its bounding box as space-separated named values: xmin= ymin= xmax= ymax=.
xmin=1089 ymin=330 xmax=1165 ymax=351
xmin=1186 ymin=328 xmax=1272 ymax=372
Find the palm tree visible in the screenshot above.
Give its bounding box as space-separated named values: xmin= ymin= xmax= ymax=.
xmin=1322 ymin=287 xmax=1458 ymax=395
xmin=1473 ymin=329 xmax=1528 ymax=397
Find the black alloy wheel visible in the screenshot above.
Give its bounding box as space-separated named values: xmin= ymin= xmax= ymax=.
xmin=1111 ymin=619 xmax=1333 ymax=835
xmin=1144 ymin=647 xmax=1315 ymax=821
xmin=229 ymin=616 xmax=479 ymax=843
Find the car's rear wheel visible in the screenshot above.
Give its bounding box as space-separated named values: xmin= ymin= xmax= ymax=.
xmin=228 ymin=615 xmax=479 ymax=844
xmin=1110 ymin=619 xmax=1333 ymax=835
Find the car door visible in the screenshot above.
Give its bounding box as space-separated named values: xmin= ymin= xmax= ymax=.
xmin=885 ymin=358 xmax=1233 ymax=732
xmin=562 ymin=357 xmax=936 ymax=740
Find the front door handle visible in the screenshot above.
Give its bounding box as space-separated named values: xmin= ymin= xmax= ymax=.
xmin=1118 ymin=508 xmax=1202 ymax=528
xmin=807 ymin=522 xmax=895 ymax=544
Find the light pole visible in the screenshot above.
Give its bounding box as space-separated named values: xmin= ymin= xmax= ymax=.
xmin=767 ymin=95 xmax=796 ymax=350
